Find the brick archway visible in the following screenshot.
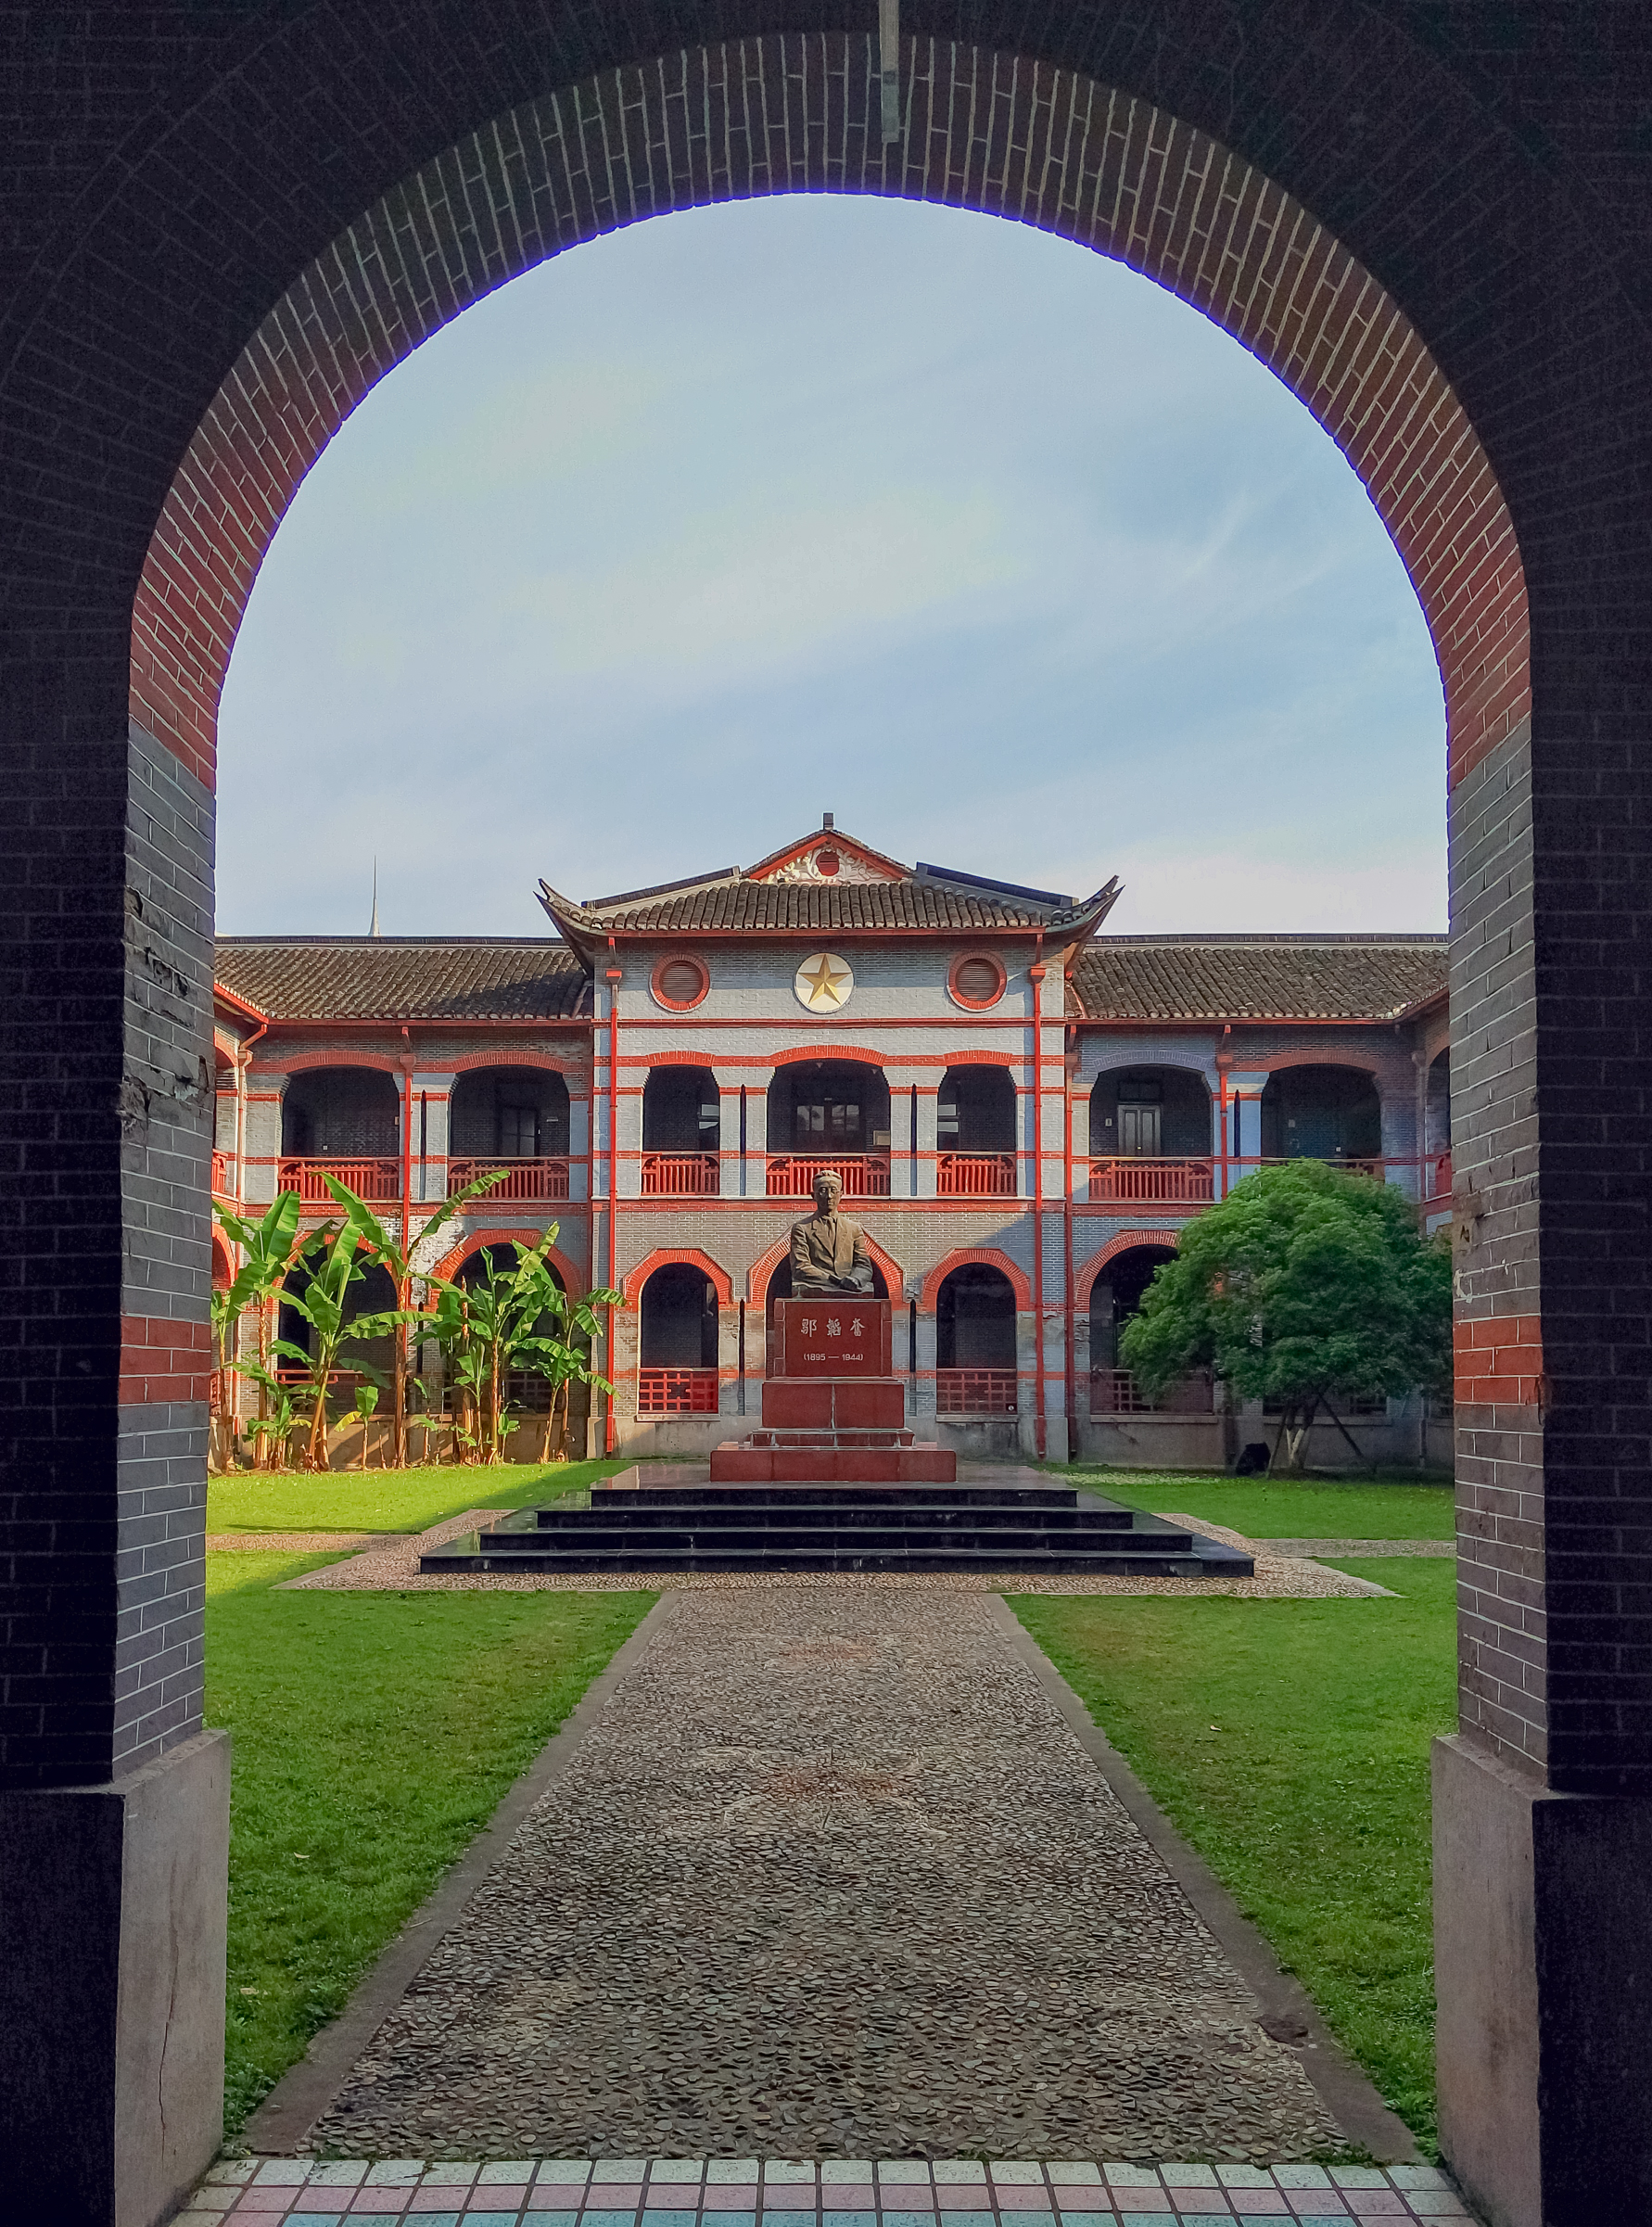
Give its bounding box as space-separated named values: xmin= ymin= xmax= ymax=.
xmin=619 ymin=1247 xmax=734 ymax=1307
xmin=1074 ymin=1229 xmax=1182 ymax=1312
xmin=921 ymin=1246 xmax=1034 ymax=1313
xmin=429 ymin=1228 xmax=584 ymax=1297
xmin=747 ymin=1229 xmax=906 ymax=1305
xmin=13 ymin=17 xmax=1652 ymax=2223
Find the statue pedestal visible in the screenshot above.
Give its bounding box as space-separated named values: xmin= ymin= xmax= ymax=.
xmin=710 ymin=1301 xmax=956 ymax=1484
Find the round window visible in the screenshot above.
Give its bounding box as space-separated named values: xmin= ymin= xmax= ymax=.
xmin=950 ymin=952 xmax=1006 ymax=1008
xmin=652 ymin=955 xmax=709 ymax=1009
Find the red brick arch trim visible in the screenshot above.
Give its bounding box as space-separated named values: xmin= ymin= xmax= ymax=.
xmin=920 ymin=1247 xmax=1033 ymax=1313
xmin=443 ymin=1050 xmax=582 ymax=1076
xmin=210 ymin=1229 xmax=235 ymax=1287
xmin=769 ymin=1044 xmax=884 ymax=1068
xmin=429 ymin=1229 xmax=584 ymax=1297
xmin=641 ymin=1051 xmax=723 ymax=1069
xmin=747 ymin=1231 xmax=907 ymax=1305
xmin=133 ymin=37 xmax=1526 ymax=801
xmin=1075 ymin=1230 xmax=1182 ymax=1311
xmin=256 ymin=1050 xmax=401 ymax=1075
xmin=621 ymin=1247 xmax=733 ymax=1307
xmin=1242 ymin=1052 xmax=1386 ymax=1077
xmin=937 ymin=1050 xmax=1016 ymax=1069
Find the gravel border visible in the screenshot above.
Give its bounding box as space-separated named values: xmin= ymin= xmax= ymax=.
xmin=208 ymin=1531 xmax=376 ymax=1552
xmin=273 ymin=1511 xmax=1392 ymax=1599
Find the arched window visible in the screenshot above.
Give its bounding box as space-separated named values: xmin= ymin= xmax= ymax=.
xmin=1260 ymin=1064 xmax=1381 ymax=1163
xmin=1090 ymin=1066 xmax=1211 ymax=1159
xmin=769 ymin=1060 xmax=890 ymax=1157
xmin=450 ymin=1066 xmax=569 ymax=1159
xmin=937 ymin=1065 xmax=1015 ymax=1151
xmin=766 ymin=1253 xmax=889 ymax=1330
xmin=278 ymin=1257 xmax=398 ymax=1388
xmin=642 ymin=1067 xmax=719 ymax=1150
xmin=282 ymin=1066 xmax=399 ymax=1157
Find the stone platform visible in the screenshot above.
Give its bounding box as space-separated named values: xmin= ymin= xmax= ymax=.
xmin=417 ymin=1468 xmax=1254 ymax=1578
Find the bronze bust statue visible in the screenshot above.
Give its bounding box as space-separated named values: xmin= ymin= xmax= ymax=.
xmin=788 ymin=1168 xmax=875 ymax=1295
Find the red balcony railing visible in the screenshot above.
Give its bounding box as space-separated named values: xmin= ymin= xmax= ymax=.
xmin=210 ymin=1149 xmax=230 ymax=1195
xmin=637 ymin=1367 xmax=719 ymax=1415
xmin=448 ymin=1155 xmax=569 ymax=1202
xmin=1424 ymin=1150 xmax=1453 ymax=1203
xmin=278 ymin=1155 xmax=400 ymax=1203
xmin=766 ymin=1153 xmax=892 ymax=1199
xmin=1090 ymin=1368 xmax=1214 ymax=1415
xmin=935 ymin=1368 xmax=1018 ymax=1416
xmin=641 ymin=1152 xmax=719 ymax=1197
xmin=1089 ymin=1156 xmax=1215 ymax=1203
xmin=936 ymin=1152 xmax=1017 ymax=1197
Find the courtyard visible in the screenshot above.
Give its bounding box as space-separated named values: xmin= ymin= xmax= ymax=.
xmin=202 ymin=1465 xmax=1455 ymax=2190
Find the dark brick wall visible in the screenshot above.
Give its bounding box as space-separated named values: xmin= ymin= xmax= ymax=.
xmin=2 ymin=3 xmax=1650 ymax=1791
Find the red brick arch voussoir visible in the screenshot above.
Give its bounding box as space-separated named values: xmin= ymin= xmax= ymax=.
xmin=920 ymin=1247 xmax=1033 ymax=1314
xmin=430 ymin=1229 xmax=584 ymax=1297
xmin=1074 ymin=1230 xmax=1183 ymax=1313
xmin=620 ymin=1247 xmax=734 ymax=1308
xmin=747 ymin=1230 xmax=907 ymax=1305
xmin=132 ymin=37 xmax=1527 ymax=805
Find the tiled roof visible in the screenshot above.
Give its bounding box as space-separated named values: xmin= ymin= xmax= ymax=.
xmin=1071 ymin=935 xmax=1447 ymax=1022
xmin=213 ymin=939 xmax=587 ymax=1022
xmin=540 ymin=875 xmax=1120 ymax=946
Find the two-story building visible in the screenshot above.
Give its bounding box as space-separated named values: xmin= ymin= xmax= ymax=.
xmin=211 ymin=819 xmax=1452 ymax=1470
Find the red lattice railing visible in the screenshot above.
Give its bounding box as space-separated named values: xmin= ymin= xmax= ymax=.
xmin=1088 ymin=1157 xmax=1215 ymax=1203
xmin=935 ymin=1368 xmax=1018 ymax=1417
xmin=766 ymin=1153 xmax=892 ymax=1199
xmin=278 ymin=1155 xmax=400 ymax=1203
xmin=641 ymin=1152 xmax=719 ymax=1197
xmin=936 ymin=1152 xmax=1016 ymax=1196
xmin=638 ymin=1368 xmax=720 ymax=1415
xmin=1090 ymin=1368 xmax=1214 ymax=1415
xmin=448 ymin=1155 xmax=569 ymax=1202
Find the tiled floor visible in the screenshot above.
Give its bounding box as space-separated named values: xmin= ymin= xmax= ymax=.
xmin=179 ymin=2157 xmax=1473 ymax=2226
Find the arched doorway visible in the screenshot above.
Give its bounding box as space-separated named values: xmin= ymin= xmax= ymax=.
xmin=934 ymin=1262 xmax=1018 ymax=1417
xmin=1261 ymin=1064 xmax=1382 ymax=1167
xmin=279 ymin=1066 xmax=401 ymax=1200
xmin=1087 ymin=1242 xmax=1206 ymax=1415
xmin=638 ymin=1260 xmax=720 ymax=1415
xmin=767 ymin=1059 xmax=892 ymax=1194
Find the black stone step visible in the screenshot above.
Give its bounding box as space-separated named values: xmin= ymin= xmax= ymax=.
xmin=518 ymin=1500 xmax=1160 ymax=1539
xmin=416 ymin=1465 xmax=1253 ymax=1580
xmin=472 ymin=1520 xmax=1196 ymax=1556
xmin=421 ymin=1539 xmax=1242 ymax=1577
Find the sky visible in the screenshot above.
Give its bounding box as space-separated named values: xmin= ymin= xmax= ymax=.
xmin=217 ymin=194 xmax=1447 ymax=940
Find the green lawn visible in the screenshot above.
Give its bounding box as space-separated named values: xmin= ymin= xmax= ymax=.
xmin=1073 ymin=1468 xmax=1456 ymax=1540
xmin=1012 ymin=1559 xmax=1455 ymax=2150
xmin=207 ymin=1547 xmax=653 ymax=2137
xmin=207 ymin=1457 xmax=629 ymax=1535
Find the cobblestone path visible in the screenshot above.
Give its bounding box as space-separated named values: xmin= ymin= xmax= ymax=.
xmin=311 ymin=1588 xmax=1341 ymax=2162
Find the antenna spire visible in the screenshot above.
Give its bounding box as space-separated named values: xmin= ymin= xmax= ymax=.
xmin=370 ymin=859 xmax=381 ymax=938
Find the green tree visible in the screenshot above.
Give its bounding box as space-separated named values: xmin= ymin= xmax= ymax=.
xmin=263 ymin=1222 xmax=411 ymax=1471
xmin=1118 ymin=1159 xmax=1452 ymax=1472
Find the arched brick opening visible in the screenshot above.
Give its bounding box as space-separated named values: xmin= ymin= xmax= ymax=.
xmin=920 ymin=1246 xmax=1033 ymax=1313
xmin=1074 ymin=1228 xmax=1182 ymax=1314
xmin=429 ymin=1229 xmax=584 ymax=1297
xmin=748 ymin=1229 xmax=905 ymax=1306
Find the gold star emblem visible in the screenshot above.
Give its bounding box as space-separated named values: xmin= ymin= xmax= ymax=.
xmin=795 ymin=951 xmax=853 ymax=1011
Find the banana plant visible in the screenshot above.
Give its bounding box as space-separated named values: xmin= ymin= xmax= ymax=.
xmin=210 ymin=1190 xmax=316 ymax=1469
xmin=349 ymin=1382 xmax=381 ymax=1470
xmin=270 ymin=1221 xmax=408 ymax=1471
xmin=324 ymin=1166 xmax=506 ymax=1467
xmin=423 ymin=1226 xmax=618 ymax=1463
xmin=231 ymin=1361 xmax=299 ymax=1473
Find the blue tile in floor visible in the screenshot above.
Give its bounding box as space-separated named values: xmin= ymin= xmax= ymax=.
xmin=582 ymin=2211 xmax=642 ymax=2227
xmin=824 ymin=2212 xmax=877 ymax=2227
xmin=644 ymin=2212 xmax=699 ymax=2226
xmin=883 ymin=2211 xmax=938 ymax=2227
xmin=527 ymin=2215 xmax=582 ymax=2226
xmin=762 ymin=2211 xmax=818 ymax=2227
xmin=462 ymin=2214 xmax=523 ymax=2226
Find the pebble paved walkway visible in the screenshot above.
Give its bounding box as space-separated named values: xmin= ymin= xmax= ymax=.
xmin=303 ymin=1587 xmax=1343 ymax=2163
xmin=182 ymin=2157 xmax=1470 ymax=2224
